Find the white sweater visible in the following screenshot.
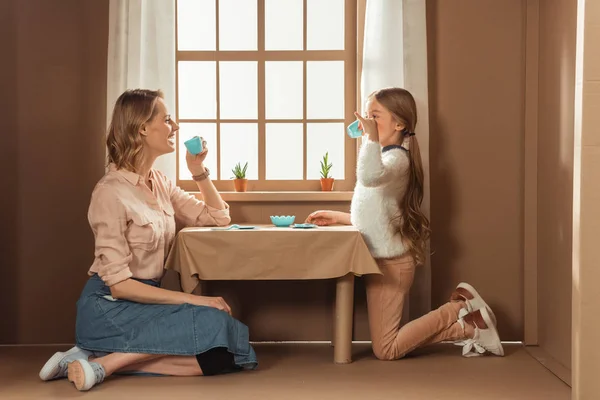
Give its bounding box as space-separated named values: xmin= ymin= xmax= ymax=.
xmin=350 ymin=138 xmax=410 ymax=258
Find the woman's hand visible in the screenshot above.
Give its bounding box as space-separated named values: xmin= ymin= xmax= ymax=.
xmin=305 ymin=210 xmax=339 ymax=226
xmin=354 ymin=112 xmax=379 ymax=142
xmin=186 ymin=137 xmax=209 ymax=176
xmin=190 ymin=295 xmax=232 ymax=315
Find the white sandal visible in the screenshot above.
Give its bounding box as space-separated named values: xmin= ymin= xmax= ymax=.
xmin=454 ymin=282 xmax=497 ymax=327
xmin=456 ymin=307 xmax=504 ymax=357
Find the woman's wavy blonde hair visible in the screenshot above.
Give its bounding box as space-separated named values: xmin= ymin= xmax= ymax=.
xmin=368 ymin=87 xmax=431 ymax=265
xmin=106 ymin=89 xmax=164 ymax=173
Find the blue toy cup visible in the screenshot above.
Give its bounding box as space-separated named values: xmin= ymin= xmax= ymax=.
xmin=184 ymin=136 xmax=203 ymax=155
xmin=346 ymin=120 xmax=363 ymax=138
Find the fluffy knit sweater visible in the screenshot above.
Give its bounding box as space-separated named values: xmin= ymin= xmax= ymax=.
xmin=350 ymin=138 xmax=410 ymax=258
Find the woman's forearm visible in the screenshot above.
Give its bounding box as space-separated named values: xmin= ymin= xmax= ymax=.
xmin=194 ymin=170 xmax=227 ymax=209
xmin=110 ymin=279 xmax=194 ymax=305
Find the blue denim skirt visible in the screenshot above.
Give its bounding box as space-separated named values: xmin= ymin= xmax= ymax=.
xmin=75 ymin=274 xmax=258 ymax=370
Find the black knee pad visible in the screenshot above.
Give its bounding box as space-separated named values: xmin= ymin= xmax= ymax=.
xmin=195 ymin=347 xmax=239 ymax=376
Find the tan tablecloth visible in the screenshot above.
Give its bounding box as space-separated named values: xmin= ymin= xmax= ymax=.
xmin=164 ymin=225 xmax=382 ymax=293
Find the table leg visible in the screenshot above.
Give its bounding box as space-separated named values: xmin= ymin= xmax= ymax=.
xmin=192 ymin=280 xmax=206 ymax=296
xmin=334 ymin=273 xmax=354 ymax=364
xmin=331 ymin=292 xmax=336 ymax=347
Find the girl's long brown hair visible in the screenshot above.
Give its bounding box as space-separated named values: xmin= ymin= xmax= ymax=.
xmin=369 ymin=88 xmax=431 ymax=265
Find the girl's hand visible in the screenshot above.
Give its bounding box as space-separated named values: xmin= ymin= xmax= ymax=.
xmin=354 ymin=112 xmax=379 ymax=142
xmin=305 ymin=210 xmax=339 ymax=226
xmin=186 ymin=138 xmax=208 ymax=176
xmin=190 ymin=295 xmax=232 ymax=315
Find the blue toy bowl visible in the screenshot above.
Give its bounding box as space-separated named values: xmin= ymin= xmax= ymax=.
xmin=270 ymin=215 xmax=296 ymax=227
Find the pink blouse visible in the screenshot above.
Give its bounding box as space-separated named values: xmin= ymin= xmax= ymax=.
xmin=87 ymin=164 xmax=230 ymax=286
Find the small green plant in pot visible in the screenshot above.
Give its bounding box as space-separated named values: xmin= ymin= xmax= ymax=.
xmin=232 ymin=162 xmax=248 ymax=192
xmin=319 ymin=152 xmax=334 ymax=191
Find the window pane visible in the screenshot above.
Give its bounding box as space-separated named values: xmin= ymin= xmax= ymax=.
xmin=177 ymin=0 xmax=216 ymax=51
xmin=265 ymin=0 xmax=303 ymax=50
xmin=220 ymin=62 xmax=257 ymax=119
xmin=307 ymin=61 xmax=344 ymax=119
xmin=178 ymin=123 xmax=217 ymax=180
xmin=220 ymin=123 xmax=258 ymax=180
xmin=307 ymin=0 xmax=344 ymax=50
xmin=265 ymin=62 xmax=303 ymax=119
xmin=306 ymin=123 xmax=344 ymax=179
xmin=266 ymin=124 xmax=303 ymax=180
xmin=219 ymin=0 xmax=257 ymax=51
xmin=178 ymin=61 xmax=216 ymax=119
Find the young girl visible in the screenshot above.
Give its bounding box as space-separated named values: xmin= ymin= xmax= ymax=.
xmin=306 ymin=87 xmax=503 ymax=360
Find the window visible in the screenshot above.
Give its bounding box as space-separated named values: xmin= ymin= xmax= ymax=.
xmin=175 ymin=0 xmax=357 ymax=192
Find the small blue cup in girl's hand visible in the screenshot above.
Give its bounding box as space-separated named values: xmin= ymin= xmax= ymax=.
xmin=346 ymin=120 xmax=363 ymax=138
xmin=184 ymin=136 xmax=203 ymax=155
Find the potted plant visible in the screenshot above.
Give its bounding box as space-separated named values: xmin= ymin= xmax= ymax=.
xmin=231 ymin=162 xmax=248 ymax=192
xmin=319 ymin=152 xmax=334 ymax=191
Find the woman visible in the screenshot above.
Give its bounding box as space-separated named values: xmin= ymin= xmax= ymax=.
xmin=39 ymin=89 xmax=257 ymax=391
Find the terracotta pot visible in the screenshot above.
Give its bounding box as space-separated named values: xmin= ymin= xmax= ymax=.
xmin=320 ymin=177 xmax=334 ymax=191
xmin=233 ymin=178 xmax=248 ymax=192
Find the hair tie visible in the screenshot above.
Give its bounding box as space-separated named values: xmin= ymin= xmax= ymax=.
xmin=401 ymin=128 xmax=416 ymax=137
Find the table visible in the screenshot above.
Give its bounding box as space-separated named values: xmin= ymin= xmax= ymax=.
xmin=163 ymin=224 xmax=381 ymax=364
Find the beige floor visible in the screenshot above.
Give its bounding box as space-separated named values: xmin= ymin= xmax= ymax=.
xmin=0 ymin=343 xmax=569 ymax=400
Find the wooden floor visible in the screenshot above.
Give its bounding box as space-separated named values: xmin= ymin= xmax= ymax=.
xmin=0 ymin=343 xmax=570 ymax=400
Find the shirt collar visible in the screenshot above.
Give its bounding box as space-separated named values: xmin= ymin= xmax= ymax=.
xmin=109 ymin=163 xmax=146 ymax=186
xmin=382 ymin=144 xmax=407 ymax=153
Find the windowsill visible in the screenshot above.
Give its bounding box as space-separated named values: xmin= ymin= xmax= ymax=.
xmin=191 ymin=191 xmax=354 ymax=202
